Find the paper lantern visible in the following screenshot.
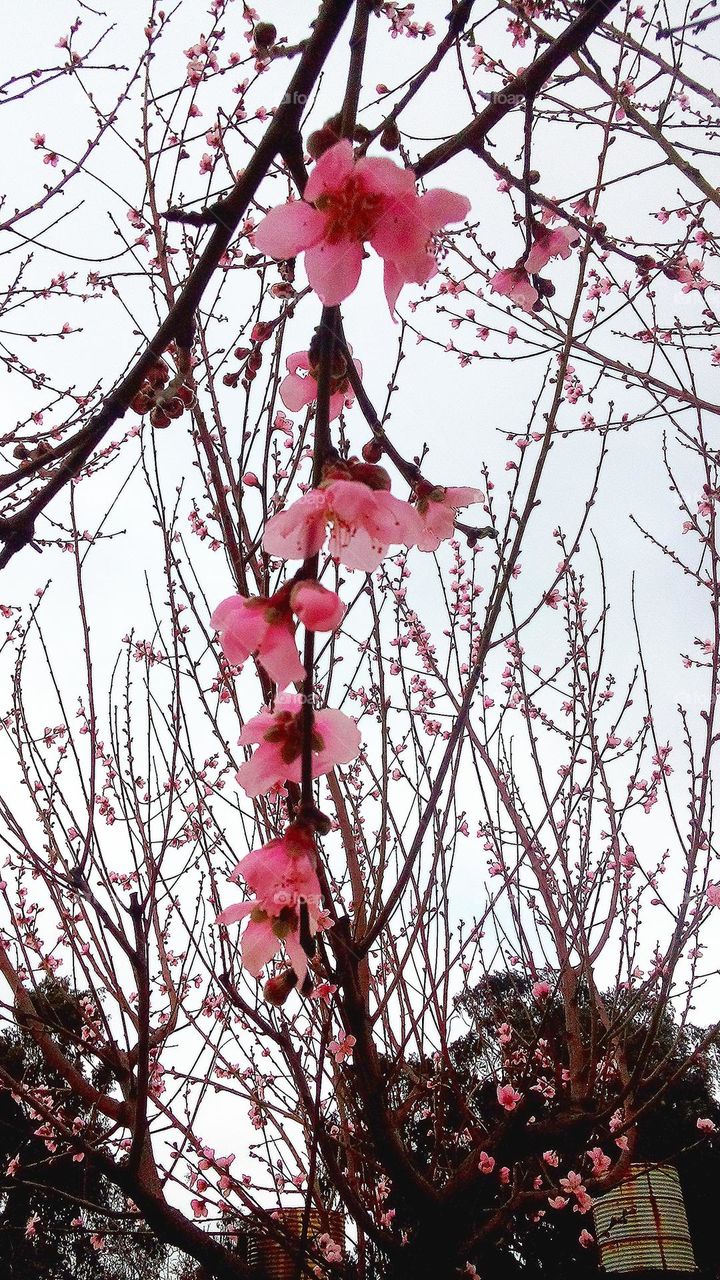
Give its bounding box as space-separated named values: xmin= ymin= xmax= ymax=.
xmin=592 ymin=1164 xmax=696 ymax=1273
xmin=248 ymin=1208 xmax=345 ymax=1280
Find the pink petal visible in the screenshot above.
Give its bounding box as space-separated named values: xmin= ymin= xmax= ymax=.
xmin=304 ymin=237 xmax=364 ymax=306
xmin=418 ymin=189 xmax=471 ymax=232
xmin=236 ymin=743 xmax=286 ymax=797
xmin=238 ymin=706 xmax=279 ymax=746
xmin=258 ymin=623 xmax=305 ymax=688
xmin=329 ymin=390 xmax=345 ymax=421
xmin=284 ymin=930 xmax=308 ymax=984
xmin=416 ymin=506 xmax=455 ymax=553
xmin=370 ymin=192 xmax=428 ymax=271
xmin=216 ymin=901 xmax=253 ymax=926
xmin=280 ymin=371 xmax=317 ymax=413
xmin=291 ymin=580 xmax=346 ymax=631
xmin=263 ymin=490 xmax=329 ymax=561
xmin=241 ymin=919 xmax=280 ymax=976
xmin=355 ymin=154 xmax=416 ymax=198
xmin=304 ymin=140 xmax=355 ymax=203
xmin=313 ymin=708 xmax=361 ymax=773
xmin=383 ymin=260 xmax=404 ymax=316
xmin=445 ymin=486 xmax=485 ymax=508
xmin=254 ymin=201 xmax=326 ymax=259
xmin=286 ymin=350 xmax=311 ymax=375
xmin=211 ymin=596 xmax=266 ymax=665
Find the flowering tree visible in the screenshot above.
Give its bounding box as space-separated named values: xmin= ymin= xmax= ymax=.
xmin=1 ymin=2 xmax=720 ymax=1278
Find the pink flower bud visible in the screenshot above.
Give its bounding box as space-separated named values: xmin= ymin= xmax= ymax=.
xmin=290 ymin=580 xmax=346 ymax=632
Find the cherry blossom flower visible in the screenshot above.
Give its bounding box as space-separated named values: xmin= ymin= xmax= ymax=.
xmin=253 ymin=139 xmax=470 ymax=311
xmin=543 ymin=1150 xmax=559 ymax=1166
xmin=212 ymin=581 xmax=345 ymax=688
xmin=478 ymin=1151 xmax=495 ymax=1174
xmin=413 ymin=483 xmax=485 ymax=552
xmin=329 ymin=1029 xmax=356 ymax=1062
xmin=587 ymin=1147 xmax=611 ymax=1176
xmin=496 ymin=1083 xmax=522 ymax=1111
xmin=560 ymin=1171 xmax=584 ymax=1194
xmin=532 ymin=980 xmax=551 ymax=1001
xmin=524 ymin=222 xmax=580 ymax=274
xmin=216 ymin=822 xmax=326 ymax=981
xmin=548 ymin=1196 xmax=569 ymax=1210
xmin=578 ymin=1230 xmax=594 ymax=1249
xmin=280 ymin=348 xmax=362 ymax=421
xmin=235 ymin=692 xmax=361 ymax=797
xmin=707 ymin=883 xmax=720 ymax=907
xmin=491 ymin=266 xmax=538 ymax=313
xmin=290 ymin=579 xmax=346 ymax=632
xmin=263 ymin=461 xmax=424 ymax=572
xmin=697 ymin=1117 xmax=717 ymax=1134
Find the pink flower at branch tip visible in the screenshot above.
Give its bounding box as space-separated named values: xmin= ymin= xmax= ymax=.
xmin=413 ymin=483 xmax=485 ymax=552
xmin=578 ymin=1230 xmax=595 ymax=1249
xmin=212 ymin=580 xmax=345 ymax=688
xmin=496 ymin=1083 xmax=523 ymax=1111
xmin=263 ymin=460 xmax=424 ymax=572
xmin=707 ymin=883 xmax=720 ymax=907
xmin=216 ymin=822 xmax=326 ymax=982
xmin=477 ymin=1151 xmax=495 ymax=1174
xmin=328 ymin=1029 xmax=356 ymax=1063
xmin=280 ymin=347 xmax=362 ymax=421
xmin=491 ymin=266 xmax=539 ymax=314
xmin=253 ymin=139 xmax=470 ymax=312
xmin=234 ymin=692 xmax=361 ymax=797
xmin=524 ymin=222 xmax=580 ymax=274
xmin=697 ymin=1117 xmax=717 ymax=1134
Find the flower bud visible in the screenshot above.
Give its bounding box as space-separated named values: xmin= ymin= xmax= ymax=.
xmin=264 ymin=970 xmax=298 ymax=1006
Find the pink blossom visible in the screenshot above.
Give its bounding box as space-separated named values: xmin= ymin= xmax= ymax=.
xmin=289 ymin=580 xmax=346 ymax=631
xmin=579 ymin=1230 xmax=594 ymax=1249
xmin=491 ymin=266 xmax=538 ymax=313
xmin=548 ymin=1196 xmax=568 ymax=1209
xmin=253 ymin=139 xmax=470 ymax=311
xmin=496 ymin=1083 xmax=522 ymax=1111
xmin=212 ymin=581 xmax=344 ymax=688
xmin=191 ymin=1198 xmax=208 ymax=1219
xmin=587 ymin=1147 xmax=611 ymax=1176
xmin=216 ymin=822 xmax=325 ymax=981
xmin=707 ymin=883 xmax=720 ymax=907
xmin=532 ymin=980 xmax=551 ymax=1001
xmin=280 ymin=348 xmax=362 ymax=421
xmin=543 ymin=1150 xmax=559 ymax=1167
xmin=697 ymin=1117 xmax=717 ymax=1134
xmin=413 ymin=484 xmax=485 ymax=552
xmin=524 ymin=223 xmax=580 ymax=274
xmin=329 ymin=1030 xmax=356 ymax=1062
xmin=263 ymin=462 xmax=424 ymax=572
xmin=560 ymin=1171 xmax=585 ymax=1195
xmin=478 ymin=1151 xmax=495 ymax=1174
xmin=235 ymin=692 xmax=361 ymax=797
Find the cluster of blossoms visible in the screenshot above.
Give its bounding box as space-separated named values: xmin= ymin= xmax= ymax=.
xmin=129 ymin=357 xmax=195 ymax=429
xmin=491 ymin=218 xmax=581 ymax=314
xmin=215 ymin=139 xmax=479 ymax=994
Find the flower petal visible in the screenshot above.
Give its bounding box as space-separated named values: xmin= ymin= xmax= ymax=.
xmin=418 ymin=188 xmax=471 ymax=232
xmin=304 ymin=237 xmax=364 ymax=306
xmin=304 ymin=140 xmax=355 ymax=203
xmin=263 ymin=490 xmax=329 ymax=562
xmin=280 ymin=371 xmax=317 ymax=413
xmin=258 ymin=623 xmax=305 ymax=688
xmin=242 ymin=919 xmax=280 ymax=977
xmin=254 ymin=201 xmax=326 ymax=259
